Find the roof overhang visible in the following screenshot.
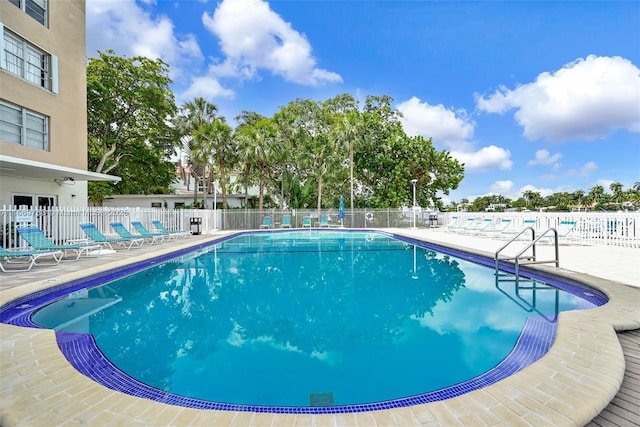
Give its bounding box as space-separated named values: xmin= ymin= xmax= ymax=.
xmin=0 ymin=155 xmax=121 ymax=183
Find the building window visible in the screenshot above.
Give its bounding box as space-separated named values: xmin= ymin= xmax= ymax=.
xmin=8 ymin=0 xmax=47 ymax=26
xmin=0 ymin=25 xmax=57 ymax=92
xmin=0 ymin=100 xmax=49 ymax=150
xmin=151 ymin=202 xmax=162 ymax=208
xmin=12 ymin=194 xmax=56 ymax=208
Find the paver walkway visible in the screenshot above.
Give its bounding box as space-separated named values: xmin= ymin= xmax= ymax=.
xmin=1 ymin=228 xmax=638 ymax=426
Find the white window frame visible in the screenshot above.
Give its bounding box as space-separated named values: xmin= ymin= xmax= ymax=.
xmin=8 ymin=0 xmax=47 ymax=27
xmin=0 ymin=23 xmax=57 ymax=93
xmin=0 ymin=100 xmax=49 ymax=151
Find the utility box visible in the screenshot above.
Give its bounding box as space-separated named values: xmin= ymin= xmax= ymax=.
xmin=190 ymin=217 xmax=202 ymax=235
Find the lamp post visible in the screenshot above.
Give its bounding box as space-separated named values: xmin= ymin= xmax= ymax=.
xmin=411 ymin=179 xmax=418 ymax=229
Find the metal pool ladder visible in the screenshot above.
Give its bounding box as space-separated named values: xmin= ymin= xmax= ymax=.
xmin=494 ymin=226 xmax=560 ymax=282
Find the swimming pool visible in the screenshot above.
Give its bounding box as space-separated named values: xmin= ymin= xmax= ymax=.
xmin=0 ymin=230 xmax=607 ymax=414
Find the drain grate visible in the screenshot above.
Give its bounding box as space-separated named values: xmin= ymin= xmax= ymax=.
xmin=309 ymin=392 xmax=334 ymax=407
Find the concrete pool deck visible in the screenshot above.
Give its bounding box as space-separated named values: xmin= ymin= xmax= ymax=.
xmin=1 ymin=228 xmax=639 ymax=426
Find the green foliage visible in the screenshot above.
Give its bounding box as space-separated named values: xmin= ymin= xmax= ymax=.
xmin=88 ymin=182 xmax=114 ymax=206
xmin=87 ymin=50 xmax=178 ymax=201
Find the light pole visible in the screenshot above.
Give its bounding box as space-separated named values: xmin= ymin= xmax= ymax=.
xmin=411 ymin=179 xmax=418 ymax=229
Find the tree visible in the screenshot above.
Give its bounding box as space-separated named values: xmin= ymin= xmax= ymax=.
xmin=355 ymin=96 xmax=463 ymax=208
xmin=332 ymin=108 xmax=362 ymax=215
xmin=286 ymin=98 xmax=341 ymax=214
xmin=87 ymin=50 xmax=177 ymax=197
xmin=173 ymin=97 xmax=219 ymax=205
xmin=210 ymin=119 xmax=236 ymax=209
xmin=610 ymin=182 xmax=624 ymax=204
xmin=522 ymin=190 xmax=543 ymax=210
xmin=588 ymin=185 xmax=605 ymax=208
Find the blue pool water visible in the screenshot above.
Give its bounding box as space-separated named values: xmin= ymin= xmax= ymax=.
xmin=14 ymin=231 xmax=604 ymax=411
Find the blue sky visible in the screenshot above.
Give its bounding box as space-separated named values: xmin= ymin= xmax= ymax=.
xmin=86 ymin=0 xmax=640 ymax=203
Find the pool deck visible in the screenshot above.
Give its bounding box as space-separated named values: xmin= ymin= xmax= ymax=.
xmin=1 ymin=228 xmax=639 ymax=426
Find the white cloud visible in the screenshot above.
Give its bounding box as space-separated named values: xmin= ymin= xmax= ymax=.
xmin=490 ymin=180 xmax=514 ymax=195
xmin=451 ymin=146 xmax=513 ymax=173
xmin=580 ymin=161 xmax=598 ymax=176
xmin=180 ymin=76 xmax=235 ymax=101
xmin=397 ymin=97 xmax=512 ymax=173
xmin=527 ymin=149 xmax=562 ymax=167
xmin=397 ymin=97 xmax=475 ymax=150
xmin=517 ymin=184 xmax=554 ymax=198
xmin=202 ymin=0 xmax=342 ymax=86
xmin=566 ymin=161 xmax=598 ymax=177
xmin=595 ymin=179 xmax=615 ymax=191
xmin=476 ymin=55 xmax=640 ymax=142
xmin=86 ymin=0 xmax=203 ymax=80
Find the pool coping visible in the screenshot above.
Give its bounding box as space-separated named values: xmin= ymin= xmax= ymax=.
xmin=1 ymin=230 xmax=639 ymax=426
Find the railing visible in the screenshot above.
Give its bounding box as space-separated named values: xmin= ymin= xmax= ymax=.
xmin=440 ymin=211 xmax=640 ymax=248
xmin=495 ymin=227 xmax=560 ymax=281
xmin=0 ymin=206 xmax=217 ymax=249
xmin=1 ymin=206 xmax=638 ymax=249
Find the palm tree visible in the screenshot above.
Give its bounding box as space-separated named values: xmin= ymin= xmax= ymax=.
xmin=209 ymin=119 xmax=235 ymax=209
xmin=333 ymin=110 xmax=362 ymax=217
xmin=572 ymin=189 xmax=585 ymax=210
xmin=173 ymin=97 xmax=218 ymax=205
xmin=610 ymin=182 xmax=624 ymax=205
xmin=588 ymin=185 xmax=605 ymax=208
xmin=272 ymin=108 xmax=298 ymax=209
xmin=191 ymin=123 xmax=217 ymax=208
xmin=522 ymin=190 xmax=541 ymax=210
xmin=237 ymin=118 xmax=277 ymax=210
xmin=234 ymin=111 xmax=266 ymax=209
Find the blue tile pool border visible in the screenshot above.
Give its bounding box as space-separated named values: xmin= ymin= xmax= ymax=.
xmin=0 ymin=229 xmax=608 ymax=414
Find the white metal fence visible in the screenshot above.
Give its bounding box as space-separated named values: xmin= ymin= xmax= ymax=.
xmin=1 ymin=206 xmax=638 ymax=249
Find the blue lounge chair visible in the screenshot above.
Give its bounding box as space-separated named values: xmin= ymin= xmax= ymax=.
xmin=110 ymin=222 xmax=157 ymax=245
xmin=16 ymin=226 xmax=101 ymax=261
xmin=319 ymin=215 xmax=330 ymax=228
xmin=302 ymin=216 xmax=311 ymax=228
xmin=80 ymin=223 xmax=143 ymax=250
xmin=0 ymin=246 xmax=62 ymax=272
xmin=152 ymin=220 xmax=190 ymax=239
xmin=260 ymin=216 xmax=272 ymax=229
xmin=131 ymin=221 xmax=166 ymax=244
xmin=281 ymin=215 xmax=291 ymax=228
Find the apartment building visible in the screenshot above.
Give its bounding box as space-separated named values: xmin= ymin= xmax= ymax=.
xmin=0 ymin=0 xmax=119 ymax=209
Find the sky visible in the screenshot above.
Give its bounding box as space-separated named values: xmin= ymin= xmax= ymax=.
xmin=85 ymin=0 xmax=640 ymax=203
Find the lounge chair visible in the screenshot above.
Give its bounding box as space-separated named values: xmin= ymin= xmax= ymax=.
xmin=130 ymin=221 xmax=166 ymax=244
xmin=552 ymin=220 xmax=579 ymax=243
xmin=481 ymin=218 xmax=513 ymax=235
xmin=80 ymin=223 xmax=144 ymax=250
xmin=0 ymin=246 xmax=63 ymax=272
xmin=281 ymin=215 xmax=291 ymax=228
xmin=500 ymin=218 xmax=538 ymax=239
xmin=302 ymin=216 xmax=311 ymax=228
xmin=444 ymin=215 xmax=461 ymax=230
xmin=16 ymin=226 xmax=101 ymax=261
xmin=458 ymin=217 xmax=479 ymax=233
xmin=260 ymin=216 xmax=272 ymax=229
xmin=152 ymin=220 xmax=190 ymax=239
xmin=110 ymin=222 xmax=159 ymax=245
xmin=466 ymin=218 xmax=494 ymax=234
xmin=319 ymin=215 xmax=330 ymax=228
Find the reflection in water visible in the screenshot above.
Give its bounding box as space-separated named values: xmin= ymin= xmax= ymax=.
xmin=32 ymin=231 xmax=582 ymax=407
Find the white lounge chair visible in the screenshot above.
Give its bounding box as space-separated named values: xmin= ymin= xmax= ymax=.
xmin=0 ymin=246 xmax=63 ymax=272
